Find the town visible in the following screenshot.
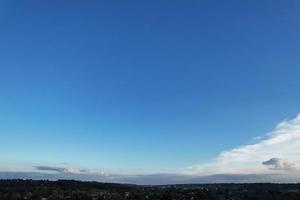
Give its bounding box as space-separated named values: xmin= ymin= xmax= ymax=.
xmin=0 ymin=180 xmax=300 ymax=200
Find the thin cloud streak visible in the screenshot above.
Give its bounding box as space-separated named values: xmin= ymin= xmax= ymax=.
xmin=34 ymin=166 xmax=108 ymax=176
xmin=34 ymin=166 xmax=66 ymax=173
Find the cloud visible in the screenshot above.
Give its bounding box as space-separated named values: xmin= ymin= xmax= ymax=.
xmin=262 ymin=158 xmax=295 ymax=170
xmin=34 ymin=166 xmax=100 ymax=175
xmin=34 ymin=166 xmax=65 ymax=173
xmin=185 ymin=114 xmax=300 ymax=175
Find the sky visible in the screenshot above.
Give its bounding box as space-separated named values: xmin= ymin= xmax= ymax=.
xmin=1 ymin=0 xmax=300 ymax=184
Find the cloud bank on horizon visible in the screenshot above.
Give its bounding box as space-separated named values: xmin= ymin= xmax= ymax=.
xmin=185 ymin=114 xmax=300 ymax=175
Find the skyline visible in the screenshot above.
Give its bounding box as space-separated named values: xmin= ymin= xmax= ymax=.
xmin=1 ymin=0 xmax=300 ymax=184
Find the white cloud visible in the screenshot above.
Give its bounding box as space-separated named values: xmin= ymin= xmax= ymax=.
xmin=63 ymin=167 xmax=82 ymax=174
xmin=262 ymin=157 xmax=295 ymax=170
xmin=185 ymin=114 xmax=300 ymax=175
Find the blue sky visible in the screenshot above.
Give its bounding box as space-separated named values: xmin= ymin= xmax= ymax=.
xmin=1 ymin=0 xmax=300 ymax=178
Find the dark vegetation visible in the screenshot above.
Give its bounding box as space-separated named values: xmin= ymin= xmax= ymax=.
xmin=1 ymin=179 xmax=300 ymax=200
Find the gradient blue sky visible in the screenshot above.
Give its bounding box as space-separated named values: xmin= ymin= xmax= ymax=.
xmin=1 ymin=0 xmax=300 ymax=174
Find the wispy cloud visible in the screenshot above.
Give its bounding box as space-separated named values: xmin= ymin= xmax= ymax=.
xmin=34 ymin=165 xmax=106 ymax=176
xmin=185 ymin=114 xmax=300 ymax=175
